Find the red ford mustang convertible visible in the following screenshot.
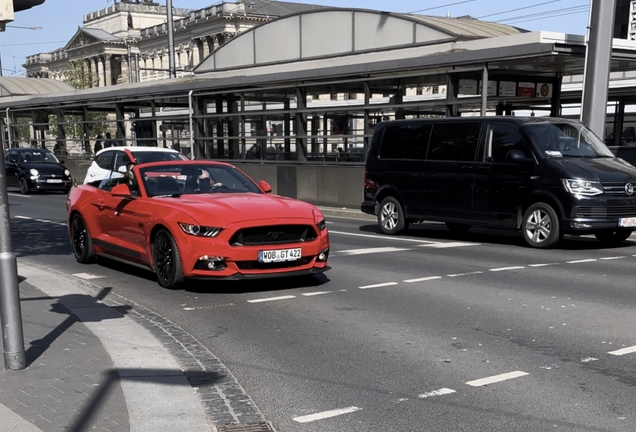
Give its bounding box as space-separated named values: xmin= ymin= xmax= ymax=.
xmin=66 ymin=157 xmax=330 ymax=289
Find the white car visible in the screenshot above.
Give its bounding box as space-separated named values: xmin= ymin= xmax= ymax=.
xmin=83 ymin=146 xmax=188 ymax=184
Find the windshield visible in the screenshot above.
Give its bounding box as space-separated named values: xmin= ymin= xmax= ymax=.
xmin=18 ymin=149 xmax=60 ymax=164
xmin=134 ymin=152 xmax=187 ymax=163
xmin=140 ymin=164 xmax=263 ymax=197
xmin=523 ymin=121 xmax=614 ymax=158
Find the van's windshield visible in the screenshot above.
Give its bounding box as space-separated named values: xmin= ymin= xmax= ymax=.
xmin=523 ymin=121 xmax=614 ymax=158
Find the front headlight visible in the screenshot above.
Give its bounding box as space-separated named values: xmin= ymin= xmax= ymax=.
xmin=317 ymin=218 xmax=327 ymax=231
xmin=64 ymin=169 xmax=71 ymax=177
xmin=178 ymin=222 xmax=222 ymax=237
xmin=29 ymin=169 xmax=39 ymax=177
xmin=562 ymin=179 xmax=603 ymax=196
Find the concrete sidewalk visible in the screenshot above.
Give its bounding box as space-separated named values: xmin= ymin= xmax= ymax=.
xmin=316 ymin=205 xmax=376 ymax=221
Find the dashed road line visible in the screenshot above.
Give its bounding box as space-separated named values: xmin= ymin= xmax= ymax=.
xmin=302 ymin=291 xmax=333 ymax=297
xmin=403 ymin=276 xmax=442 ymax=283
xmin=14 ymin=215 xmax=66 ymax=226
xmin=247 ymin=295 xmax=296 ymax=304
xmin=418 ymin=388 xmax=456 ymax=399
xmin=466 ymin=371 xmax=529 ymax=387
xmin=567 ymin=259 xmax=597 ymax=264
xmin=599 ymin=256 xmax=626 ymax=260
xmin=328 ymin=230 xmax=438 ymax=243
xmin=529 ymin=263 xmax=560 ymax=267
xmin=72 ymin=273 xmax=105 ymax=280
xmin=8 ymin=193 xmax=31 ymax=198
xmin=293 ymin=406 xmax=361 ymax=423
xmin=333 ymin=247 xmax=411 ymax=256
xmin=448 ymin=271 xmax=483 ymax=277
xmin=608 ymin=345 xmax=636 ymax=356
xmin=359 ymin=282 xmax=399 ymax=290
xmin=490 ymin=266 xmax=525 ymax=272
xmin=419 ymin=242 xmax=480 ymax=248
xmin=581 ymin=357 xmax=598 ymax=363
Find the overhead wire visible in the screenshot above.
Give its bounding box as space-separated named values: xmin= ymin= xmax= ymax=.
xmin=408 ymin=0 xmax=479 ymax=14
xmin=477 ymin=0 xmax=566 ymax=19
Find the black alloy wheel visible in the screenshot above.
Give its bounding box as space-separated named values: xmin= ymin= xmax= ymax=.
xmin=521 ymin=202 xmax=561 ymax=248
xmin=18 ymin=177 xmax=30 ymax=194
xmin=153 ymin=229 xmax=184 ymax=289
xmin=70 ymin=214 xmax=95 ymax=263
xmin=595 ymin=229 xmax=633 ymax=245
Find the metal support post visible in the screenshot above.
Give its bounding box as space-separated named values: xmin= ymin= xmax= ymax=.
xmin=581 ymin=0 xmax=617 ymax=138
xmin=613 ymin=99 xmax=625 ymax=146
xmin=550 ymin=74 xmax=563 ymax=117
xmin=0 ymin=119 xmax=26 ymax=370
xmin=481 ymin=66 xmax=488 ymax=116
xmin=166 ymin=0 xmax=176 ymax=79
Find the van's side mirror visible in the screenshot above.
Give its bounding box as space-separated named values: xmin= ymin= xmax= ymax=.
xmin=506 ymin=150 xmax=532 ymax=163
xmin=259 ymin=180 xmax=272 ymax=193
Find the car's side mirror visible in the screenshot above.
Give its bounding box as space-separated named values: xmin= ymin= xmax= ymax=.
xmin=111 ymin=183 xmax=132 ymax=197
xmin=117 ymin=165 xmax=127 ymax=173
xmin=259 ymin=180 xmax=272 ymax=193
xmin=59 ymin=159 xmax=65 ymax=164
xmin=506 ymin=149 xmax=532 ymax=163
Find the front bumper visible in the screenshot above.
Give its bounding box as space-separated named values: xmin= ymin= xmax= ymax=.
xmin=30 ymin=178 xmax=73 ymax=191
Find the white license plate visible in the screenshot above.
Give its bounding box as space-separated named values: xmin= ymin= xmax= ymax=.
xmin=619 ymin=217 xmax=636 ymax=227
xmin=47 ymin=179 xmax=63 ymax=183
xmin=258 ymin=248 xmax=301 ymax=263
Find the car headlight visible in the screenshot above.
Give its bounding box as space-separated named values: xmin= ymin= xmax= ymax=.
xmin=29 ymin=169 xmax=39 ymax=177
xmin=562 ymin=179 xmax=603 ymax=196
xmin=64 ymin=169 xmax=71 ymax=177
xmin=178 ymin=222 xmax=222 ymax=237
xmin=317 ymin=218 xmax=326 ymax=231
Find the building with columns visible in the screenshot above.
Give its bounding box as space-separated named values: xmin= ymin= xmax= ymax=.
xmin=24 ymin=0 xmax=330 ymax=86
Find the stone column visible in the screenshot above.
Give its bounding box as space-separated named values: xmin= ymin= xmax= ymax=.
xmin=94 ymin=57 xmax=103 ymax=87
xmin=120 ymin=55 xmax=130 ymax=84
xmin=104 ymin=55 xmax=112 ymax=86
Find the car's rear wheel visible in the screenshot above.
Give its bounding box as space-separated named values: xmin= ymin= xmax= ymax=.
xmin=445 ymin=222 xmax=472 ymax=233
xmin=18 ymin=177 xmax=30 ymax=194
xmin=378 ymin=196 xmax=408 ymax=235
xmin=152 ymin=229 xmax=184 ymax=289
xmin=70 ymin=214 xmax=95 ymax=263
xmin=595 ymin=229 xmax=633 ymax=245
xmin=521 ymin=202 xmax=561 ymax=248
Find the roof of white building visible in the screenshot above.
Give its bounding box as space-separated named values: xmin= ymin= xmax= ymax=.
xmin=0 ymin=77 xmax=75 ymax=97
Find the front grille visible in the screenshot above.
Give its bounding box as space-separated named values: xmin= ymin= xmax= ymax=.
xmin=236 ymin=257 xmax=312 ymax=270
xmin=575 ymin=206 xmax=636 ymax=218
xmin=230 ymin=225 xmax=317 ymax=246
xmin=603 ymin=182 xmax=632 ymax=195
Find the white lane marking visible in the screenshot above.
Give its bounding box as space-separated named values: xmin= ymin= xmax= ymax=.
xmin=466 ymin=371 xmax=529 ymax=387
xmin=328 ymin=230 xmax=438 ymax=243
xmin=247 ymin=295 xmax=296 ymax=303
xmin=325 ymin=221 xmax=334 ymax=224
xmin=529 ymin=263 xmax=560 ymax=267
xmin=359 ymin=282 xmax=399 ymax=290
xmin=334 ymin=247 xmax=411 ymax=256
xmin=302 ymin=291 xmax=332 ymax=297
xmin=448 ymin=271 xmax=483 ymax=277
xmin=608 ymin=345 xmax=636 ymax=356
xmin=581 ymin=357 xmax=598 ymax=363
xmin=418 ymin=388 xmax=456 ymax=399
xmin=599 ymin=256 xmax=626 ymax=260
xmin=419 ymin=242 xmax=480 ymax=248
xmin=489 ymin=266 xmax=525 ymax=272
xmin=404 ymin=276 xmax=442 ymax=283
xmin=567 ymin=259 xmax=597 ymax=264
xmin=293 ymin=406 xmax=361 ymax=423
xmin=72 ymin=273 xmax=105 ymax=280
xmin=8 ymin=193 xmax=30 ymax=198
xmin=14 ymin=215 xmax=32 ymax=219
xmin=14 ymin=215 xmax=66 ymax=226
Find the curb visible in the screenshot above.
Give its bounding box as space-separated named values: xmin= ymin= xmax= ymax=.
xmin=317 ymin=206 xmax=376 ymax=221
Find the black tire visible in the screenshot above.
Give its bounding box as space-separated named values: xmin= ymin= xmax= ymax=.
xmin=521 ymin=202 xmax=561 ymax=248
xmin=378 ymin=196 xmax=408 ymax=235
xmin=445 ymin=222 xmax=471 ymax=233
xmin=152 ymin=229 xmax=184 ymax=289
xmin=70 ymin=213 xmax=95 ymax=263
xmin=18 ymin=177 xmax=30 ymax=194
xmin=595 ymin=229 xmax=633 ymax=245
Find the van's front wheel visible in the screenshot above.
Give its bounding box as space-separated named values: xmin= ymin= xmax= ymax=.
xmin=378 ymin=196 xmax=408 ymax=235
xmin=522 ymin=203 xmax=561 ymax=248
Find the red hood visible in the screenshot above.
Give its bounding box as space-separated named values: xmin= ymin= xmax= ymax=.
xmin=157 ymin=193 xmax=319 ymax=226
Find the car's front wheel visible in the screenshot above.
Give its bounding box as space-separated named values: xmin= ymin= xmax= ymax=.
xmin=595 ymin=229 xmax=633 ymax=245
xmin=152 ymin=229 xmax=184 ymax=289
xmin=18 ymin=177 xmax=30 ymax=194
xmin=378 ymin=196 xmax=408 ymax=235
xmin=70 ymin=214 xmax=95 ymax=263
xmin=521 ymin=202 xmax=561 ymax=248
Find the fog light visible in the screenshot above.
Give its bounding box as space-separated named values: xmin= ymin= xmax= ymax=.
xmin=571 ymin=222 xmax=593 ymax=229
xmin=197 ymin=255 xmax=226 ymax=271
xmin=317 ymin=248 xmax=329 ymax=262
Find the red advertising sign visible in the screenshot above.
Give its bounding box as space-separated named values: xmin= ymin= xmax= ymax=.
xmin=517 ymin=82 xmax=535 ymax=98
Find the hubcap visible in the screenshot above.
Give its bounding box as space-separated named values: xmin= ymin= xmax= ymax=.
xmin=72 ymin=217 xmax=87 ymax=257
xmin=155 ymin=233 xmax=174 ymax=283
xmin=381 ymin=202 xmax=398 ymax=231
xmin=525 ymin=209 xmax=551 ymax=244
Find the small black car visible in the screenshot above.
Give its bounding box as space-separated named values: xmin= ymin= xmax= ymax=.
xmin=4 ymin=148 xmax=73 ymax=194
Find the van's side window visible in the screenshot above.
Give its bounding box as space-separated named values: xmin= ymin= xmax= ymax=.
xmin=427 ymin=122 xmax=481 ymax=162
xmin=379 ymin=124 xmax=431 ymax=159
xmin=486 ymin=124 xmax=531 ymax=162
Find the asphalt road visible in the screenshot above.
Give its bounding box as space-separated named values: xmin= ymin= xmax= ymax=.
xmin=7 ymin=189 xmax=636 ymax=432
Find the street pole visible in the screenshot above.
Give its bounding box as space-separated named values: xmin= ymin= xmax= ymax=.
xmin=0 ymin=118 xmax=26 ymax=370
xmin=166 ymin=0 xmax=176 ymax=79
xmin=580 ymin=0 xmax=617 ymax=138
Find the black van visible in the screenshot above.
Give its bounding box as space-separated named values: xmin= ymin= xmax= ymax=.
xmin=361 ymin=117 xmax=636 ymax=248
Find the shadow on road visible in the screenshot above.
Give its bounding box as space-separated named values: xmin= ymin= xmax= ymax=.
xmin=10 ymin=218 xmax=72 ymax=258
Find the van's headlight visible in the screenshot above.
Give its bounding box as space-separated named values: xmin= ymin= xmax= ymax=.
xmin=562 ymin=179 xmax=603 ymax=196
xmin=178 ymin=223 xmax=222 ymax=237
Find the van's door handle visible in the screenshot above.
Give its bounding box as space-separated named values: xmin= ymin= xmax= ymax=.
xmin=479 ymin=166 xmax=491 ymax=171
